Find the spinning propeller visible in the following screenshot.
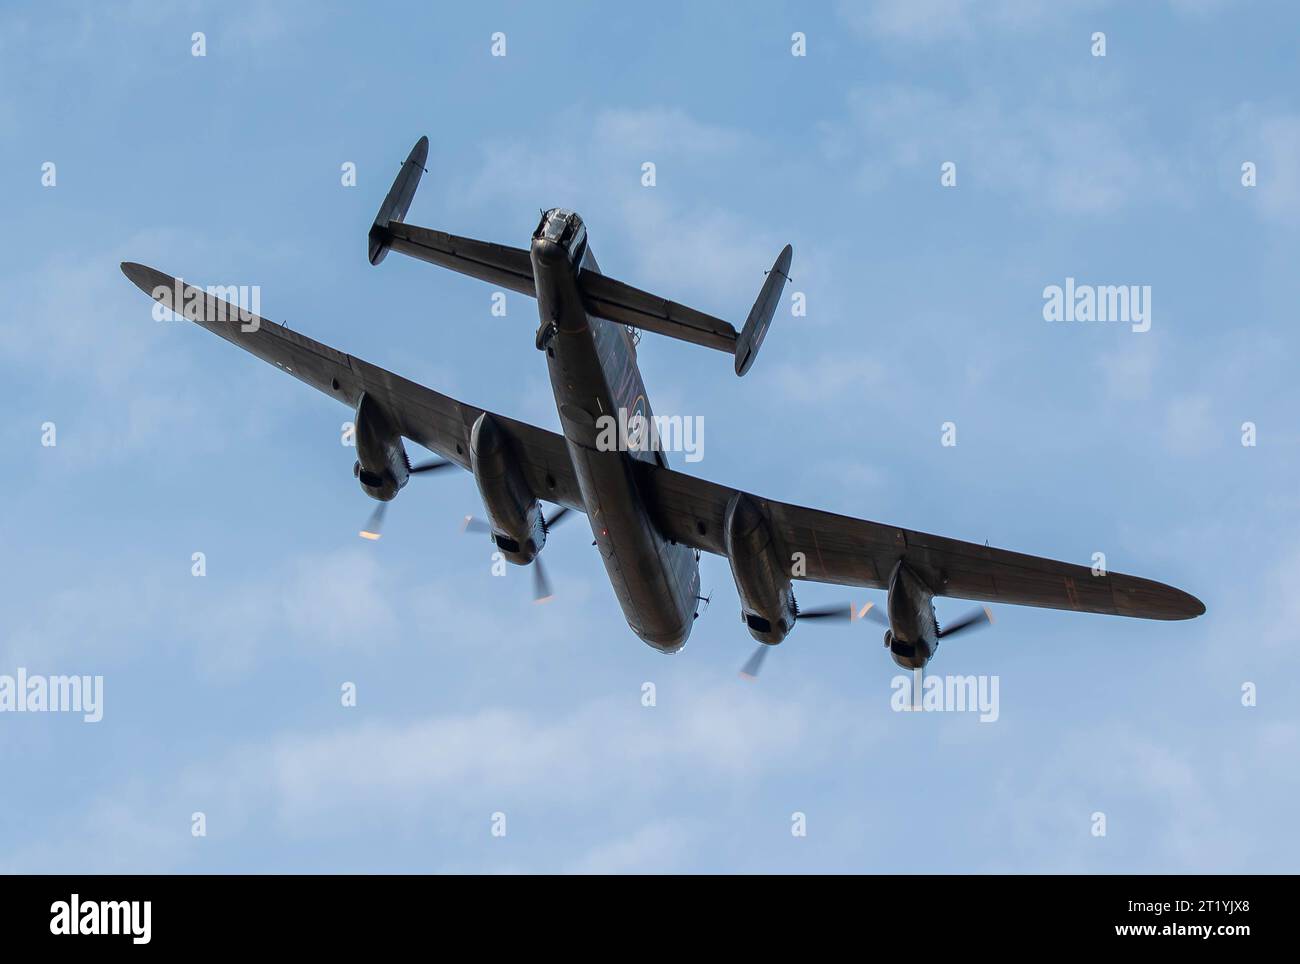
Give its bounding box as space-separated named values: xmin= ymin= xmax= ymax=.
xmin=358 ymin=457 xmax=455 ymax=540
xmin=856 ymin=601 xmax=889 ymax=628
xmin=938 ymin=605 xmax=995 ymax=639
xmin=738 ymin=599 xmax=995 ymax=679
xmin=796 ymin=602 xmax=855 ymax=622
xmin=738 ymin=597 xmax=855 ymax=680
xmin=738 ymin=644 xmax=771 ymax=681
xmin=462 ymin=504 xmax=576 ymax=603
xmin=530 ymin=505 xmax=574 ymax=603
xmin=857 ymin=599 xmax=993 ymax=644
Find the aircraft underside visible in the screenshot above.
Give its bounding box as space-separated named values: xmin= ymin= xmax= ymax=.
xmin=119 ymin=134 xmax=1205 ymax=678
xmin=531 ymin=209 xmax=700 ymax=651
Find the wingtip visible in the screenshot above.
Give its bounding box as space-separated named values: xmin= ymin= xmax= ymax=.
xmin=1114 ymin=572 xmax=1208 ymax=621
xmin=410 ymin=135 xmax=429 ymax=167
xmin=1166 ymin=585 xmax=1206 ymax=619
xmin=120 ymin=261 xmax=171 ymax=298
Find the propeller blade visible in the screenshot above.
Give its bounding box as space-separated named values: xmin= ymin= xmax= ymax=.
xmin=461 ymin=515 xmax=491 ymax=534
xmin=905 ymin=665 xmax=924 ymax=711
xmin=739 ymin=644 xmax=771 ymax=680
xmin=797 ymin=603 xmax=853 ymax=622
xmin=937 ymin=606 xmax=994 ymax=639
xmin=532 ymin=557 xmax=554 ymax=604
xmin=544 ymin=505 xmax=573 ymax=531
xmin=855 ymin=601 xmax=890 ymax=627
xmin=359 ymin=502 xmax=387 ymax=541
xmin=410 ymin=457 xmax=455 ymax=474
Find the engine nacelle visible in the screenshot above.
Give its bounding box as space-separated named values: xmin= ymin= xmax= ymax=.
xmin=353 ymin=392 xmax=410 ymax=502
xmin=724 ymin=492 xmax=795 ymax=645
xmin=885 ymin=561 xmax=937 ymax=670
xmin=469 ymin=412 xmax=545 ymax=566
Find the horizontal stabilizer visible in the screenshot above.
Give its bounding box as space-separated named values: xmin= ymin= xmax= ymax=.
xmin=578 ymin=270 xmax=739 ymax=354
xmin=578 ymin=244 xmax=792 ymax=376
xmin=368 ymin=136 xmax=429 ymax=265
xmin=369 ymin=170 xmax=791 ymax=375
xmin=380 ymin=221 xmax=536 ymax=296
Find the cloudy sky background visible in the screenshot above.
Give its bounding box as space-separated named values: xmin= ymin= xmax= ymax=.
xmin=2 ymin=0 xmax=1297 ymax=872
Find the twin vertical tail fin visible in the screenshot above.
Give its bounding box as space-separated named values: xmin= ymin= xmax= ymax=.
xmin=368 ymin=135 xmax=429 ymax=265
xmin=366 ymin=135 xmax=793 ymax=376
xmin=734 ymin=244 xmax=792 ymax=376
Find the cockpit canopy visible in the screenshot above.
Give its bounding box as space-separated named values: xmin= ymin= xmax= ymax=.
xmin=533 ymin=208 xmax=587 ymax=263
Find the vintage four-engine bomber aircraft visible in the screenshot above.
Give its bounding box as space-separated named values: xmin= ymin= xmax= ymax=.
xmin=121 ymin=136 xmax=1204 ymax=678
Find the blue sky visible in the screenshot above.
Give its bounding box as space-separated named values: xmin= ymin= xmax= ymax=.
xmin=1 ymin=0 xmax=1297 ymax=872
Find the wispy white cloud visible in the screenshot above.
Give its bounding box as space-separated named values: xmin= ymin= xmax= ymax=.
xmin=457 ymin=106 xmax=819 ymax=312
xmin=1096 ymin=337 xmax=1159 ymax=401
xmin=0 ymin=680 xmax=879 ymax=872
xmin=1218 ymin=105 xmax=1300 ymax=224
xmin=838 ymin=0 xmax=1226 ymax=44
xmin=1162 ymin=393 xmax=1216 ymax=456
xmin=591 ymin=107 xmax=750 ymax=159
xmin=822 ymin=82 xmax=1188 ymax=215
xmin=3 ymin=547 xmax=432 ymax=675
xmin=985 ymin=721 xmax=1294 ymax=872
xmin=836 ymin=0 xmax=1073 ymax=44
xmin=566 ymin=819 xmax=696 ymax=874
xmin=768 ymin=353 xmax=889 ymax=405
xmin=0 ymin=237 xmax=296 ymax=469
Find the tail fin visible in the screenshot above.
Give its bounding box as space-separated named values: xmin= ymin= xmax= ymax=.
xmin=733 ymin=244 xmax=792 ymax=376
xmin=368 ymin=136 xmax=429 ymax=265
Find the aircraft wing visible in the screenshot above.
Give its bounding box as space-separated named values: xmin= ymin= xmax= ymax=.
xmin=119 ymin=263 xmax=583 ymax=511
xmin=118 ymin=262 xmax=1200 ymax=621
xmin=635 ymin=461 xmax=1204 ymax=620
